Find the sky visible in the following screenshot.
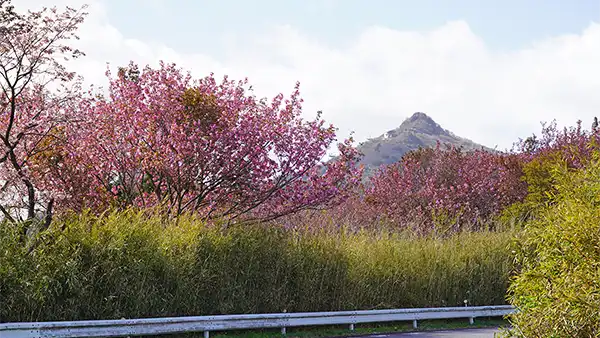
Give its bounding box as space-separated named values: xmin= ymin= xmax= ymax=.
xmin=20 ymin=0 xmax=600 ymax=152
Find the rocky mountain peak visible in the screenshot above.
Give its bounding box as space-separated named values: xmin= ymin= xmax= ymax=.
xmin=356 ymin=112 xmax=486 ymax=176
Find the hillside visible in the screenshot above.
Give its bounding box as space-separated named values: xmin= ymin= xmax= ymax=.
xmin=357 ymin=112 xmax=489 ymax=175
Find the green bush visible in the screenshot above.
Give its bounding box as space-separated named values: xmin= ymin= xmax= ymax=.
xmin=507 ymin=153 xmax=600 ymax=337
xmin=498 ymin=150 xmax=568 ymax=227
xmin=0 ymin=211 xmax=513 ymax=322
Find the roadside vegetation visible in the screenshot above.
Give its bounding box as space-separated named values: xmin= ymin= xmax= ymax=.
xmin=0 ymin=211 xmax=513 ymax=322
xmin=2 ymin=1 xmax=600 ymax=336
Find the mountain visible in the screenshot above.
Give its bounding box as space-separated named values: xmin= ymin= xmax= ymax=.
xmin=357 ymin=112 xmax=490 ymax=176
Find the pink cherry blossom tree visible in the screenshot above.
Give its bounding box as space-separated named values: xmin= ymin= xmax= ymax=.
xmin=363 ymin=143 xmax=527 ymax=233
xmin=49 ymin=62 xmax=362 ymax=223
xmin=0 ymin=0 xmax=87 ymax=227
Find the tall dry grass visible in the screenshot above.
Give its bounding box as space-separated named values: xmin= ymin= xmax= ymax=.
xmin=0 ymin=210 xmax=514 ymax=322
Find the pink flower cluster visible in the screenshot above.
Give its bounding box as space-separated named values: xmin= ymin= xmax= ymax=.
xmin=360 ymin=143 xmax=528 ymax=232
xmin=515 ymin=119 xmax=600 ymax=169
xmin=40 ymin=62 xmax=362 ymax=221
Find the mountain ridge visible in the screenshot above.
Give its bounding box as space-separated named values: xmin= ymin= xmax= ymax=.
xmin=357 ymin=112 xmax=490 ymax=175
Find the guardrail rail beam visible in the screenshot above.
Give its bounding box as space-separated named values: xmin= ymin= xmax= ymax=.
xmin=0 ymin=305 xmax=515 ymax=338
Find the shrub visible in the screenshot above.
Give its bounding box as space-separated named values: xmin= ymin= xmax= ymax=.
xmin=507 ymin=152 xmax=600 ymax=337
xmin=0 ymin=210 xmax=513 ymax=322
xmin=500 ymin=118 xmax=600 ymax=226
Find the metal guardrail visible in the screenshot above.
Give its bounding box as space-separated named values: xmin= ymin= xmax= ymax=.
xmin=0 ymin=305 xmax=515 ymax=338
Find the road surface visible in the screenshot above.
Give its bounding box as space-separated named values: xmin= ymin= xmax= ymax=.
xmin=341 ymin=327 xmax=505 ymax=337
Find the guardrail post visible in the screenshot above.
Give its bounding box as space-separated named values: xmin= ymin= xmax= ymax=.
xmin=469 ymin=317 xmax=474 ymax=325
xmin=349 ymin=323 xmax=355 ymax=331
xmin=413 ymin=319 xmax=418 ymax=329
xmin=281 ymin=309 xmax=287 ymax=335
xmin=204 ymin=331 xmax=210 ymax=338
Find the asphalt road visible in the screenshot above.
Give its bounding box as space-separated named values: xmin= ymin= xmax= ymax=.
xmin=342 ymin=327 xmax=504 ymax=338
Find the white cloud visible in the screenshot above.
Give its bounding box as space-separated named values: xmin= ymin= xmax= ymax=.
xmin=16 ymin=1 xmax=600 ymax=152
